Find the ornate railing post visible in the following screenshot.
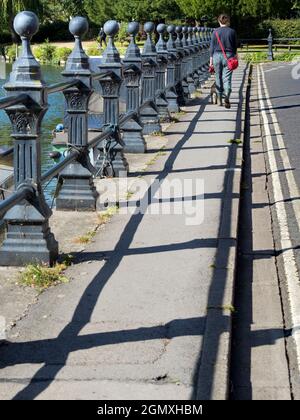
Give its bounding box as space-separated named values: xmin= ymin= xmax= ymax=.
xmin=97 ymin=20 xmax=129 ymax=176
xmin=56 ymin=17 xmax=99 ymax=211
xmin=155 ymin=24 xmax=171 ymax=122
xmin=165 ymin=25 xmax=180 ymax=113
xmin=140 ymin=22 xmax=161 ymax=134
xmin=0 ymin=11 xmax=58 ymax=266
xmin=192 ymin=27 xmax=201 ymax=89
xmin=175 ymin=26 xmax=188 ymax=105
xmin=183 ymin=27 xmax=195 ymax=96
xmin=188 ymin=26 xmax=198 ymax=91
xmin=196 ymin=27 xmax=205 ymax=84
xmin=268 ymin=29 xmax=274 ymax=61
xmin=122 ymin=21 xmax=146 ymax=153
xmin=200 ymin=27 xmax=209 ymax=77
xmin=203 ymin=27 xmax=210 ymax=71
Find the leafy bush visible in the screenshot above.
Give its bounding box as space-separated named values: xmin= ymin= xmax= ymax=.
xmin=35 ymin=21 xmax=73 ymax=43
xmin=116 ymin=22 xmax=129 ymax=46
xmin=261 ymin=19 xmax=300 ymax=40
xmin=239 ymin=18 xmax=300 ymax=40
xmin=244 ymin=52 xmax=268 ymax=63
xmin=34 ymin=40 xmax=56 ymax=63
xmin=275 ymin=52 xmax=300 ymax=62
xmin=0 ymin=30 xmax=11 ymax=45
xmin=53 ymin=47 xmax=72 ymax=64
xmin=5 ymin=44 xmax=18 ymax=62
xmin=87 ymin=44 xmax=101 ymax=56
xmin=243 ymin=50 xmax=300 ymax=63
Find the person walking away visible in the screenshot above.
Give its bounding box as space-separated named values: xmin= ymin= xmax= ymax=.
xmin=99 ymin=27 xmax=107 ymax=48
xmin=210 ymin=14 xmax=238 ymax=109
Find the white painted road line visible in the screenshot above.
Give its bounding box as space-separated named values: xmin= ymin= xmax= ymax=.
xmin=258 ymin=65 xmax=300 ymax=372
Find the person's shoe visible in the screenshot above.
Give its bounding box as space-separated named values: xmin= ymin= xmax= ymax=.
xmin=224 ymin=97 xmax=231 ymax=109
xmin=218 ymin=96 xmax=223 ymax=106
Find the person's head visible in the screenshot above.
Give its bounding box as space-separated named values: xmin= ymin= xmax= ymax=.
xmin=218 ymin=14 xmax=230 ymax=27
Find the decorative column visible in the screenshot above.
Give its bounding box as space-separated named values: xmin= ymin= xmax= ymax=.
xmin=203 ymin=27 xmax=210 ymax=71
xmin=196 ymin=27 xmax=204 ymax=84
xmin=188 ymin=26 xmax=197 ymax=91
xmin=140 ymin=22 xmax=161 ymax=134
xmin=165 ymin=25 xmax=180 ymax=113
xmin=97 ymin=20 xmax=129 ymax=177
xmin=56 ymin=17 xmax=98 ymax=211
xmin=155 ymin=24 xmax=171 ymax=122
xmin=200 ymin=27 xmax=209 ymax=78
xmin=0 ymin=11 xmax=58 ymax=266
xmin=193 ymin=27 xmax=201 ymax=89
xmin=268 ymin=29 xmax=274 ymax=61
xmin=175 ymin=26 xmax=187 ymax=105
xmin=122 ymin=21 xmax=146 ymax=153
xmin=182 ymin=26 xmax=195 ymax=96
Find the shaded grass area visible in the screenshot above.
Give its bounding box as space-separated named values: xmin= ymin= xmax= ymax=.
xmin=240 ymin=50 xmax=300 ymax=63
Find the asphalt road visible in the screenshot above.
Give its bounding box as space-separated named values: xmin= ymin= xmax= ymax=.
xmin=263 ymin=62 xmax=300 ymax=188
xmin=262 ymin=62 xmax=300 ymax=398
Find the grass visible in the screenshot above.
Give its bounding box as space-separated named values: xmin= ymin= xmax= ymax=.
xmin=19 ymin=262 xmax=69 ymax=291
xmin=193 ymin=91 xmax=202 ymax=99
xmin=242 ymin=50 xmax=300 ymax=63
xmin=73 ymin=207 xmax=119 ymax=245
xmin=143 ymin=147 xmax=167 ymax=170
xmin=228 ymin=139 xmax=243 ymax=145
xmin=208 ymin=304 xmax=236 ymax=313
xmin=151 ymin=131 xmax=165 ymax=137
xmin=243 ymin=52 xmax=268 ymax=63
xmin=126 ymin=191 xmax=134 ymax=200
xmin=157 ymin=150 xmax=167 ymax=157
xmin=74 ymin=230 xmax=96 ymax=245
xmin=98 ymin=206 xmax=119 ymax=226
xmin=175 ymin=111 xmax=187 ymax=118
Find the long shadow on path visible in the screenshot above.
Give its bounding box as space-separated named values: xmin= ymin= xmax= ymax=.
xmin=3 ymin=98 xmax=208 ymax=400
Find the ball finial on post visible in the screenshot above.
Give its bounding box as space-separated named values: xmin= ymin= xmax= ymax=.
xmin=157 ymin=23 xmax=166 ymax=35
xmin=13 ymin=11 xmax=39 ymax=39
xmin=167 ymin=25 xmax=175 ymax=35
xmin=128 ymin=21 xmax=139 ymax=36
xmin=144 ymin=22 xmax=155 ymax=34
xmin=104 ymin=20 xmax=120 ymax=37
xmin=69 ymin=16 xmax=89 ymax=38
xmin=102 ymin=20 xmax=121 ymax=64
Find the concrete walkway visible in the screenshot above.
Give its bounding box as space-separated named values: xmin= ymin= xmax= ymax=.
xmin=0 ymin=66 xmax=248 ymax=400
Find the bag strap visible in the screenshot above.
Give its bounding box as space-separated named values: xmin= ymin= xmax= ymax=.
xmin=215 ymin=31 xmax=228 ymax=62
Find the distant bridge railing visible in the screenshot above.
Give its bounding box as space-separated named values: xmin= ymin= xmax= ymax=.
xmin=240 ymin=30 xmax=300 ymax=60
xmin=0 ymin=11 xmax=213 ymax=267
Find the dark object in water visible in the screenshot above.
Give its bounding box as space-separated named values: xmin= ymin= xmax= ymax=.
xmin=49 ymin=151 xmax=62 ymax=160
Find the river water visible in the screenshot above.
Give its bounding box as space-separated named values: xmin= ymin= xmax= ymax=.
xmin=0 ymin=64 xmax=65 ymax=201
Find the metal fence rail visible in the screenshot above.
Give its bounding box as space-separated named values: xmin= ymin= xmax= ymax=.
xmin=0 ymin=11 xmax=212 ymax=266
xmin=240 ymin=31 xmax=300 ymax=60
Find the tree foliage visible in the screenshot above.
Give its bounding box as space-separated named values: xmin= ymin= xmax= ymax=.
xmin=0 ymin=0 xmax=299 ymax=42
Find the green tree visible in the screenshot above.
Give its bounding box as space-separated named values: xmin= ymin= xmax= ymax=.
xmin=0 ymin=0 xmax=44 ymax=42
xmin=83 ymin=0 xmax=114 ymax=26
xmin=113 ymin=0 xmax=181 ymax=23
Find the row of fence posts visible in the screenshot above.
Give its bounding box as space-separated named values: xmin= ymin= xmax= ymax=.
xmin=0 ymin=11 xmax=213 ymax=267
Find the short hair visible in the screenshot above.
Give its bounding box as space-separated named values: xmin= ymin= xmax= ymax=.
xmin=218 ymin=14 xmax=230 ymax=25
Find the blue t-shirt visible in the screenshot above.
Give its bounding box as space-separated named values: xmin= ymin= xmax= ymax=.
xmin=210 ymin=27 xmax=238 ymax=58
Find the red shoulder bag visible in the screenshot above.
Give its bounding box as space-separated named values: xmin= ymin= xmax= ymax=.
xmin=215 ymin=31 xmax=239 ymax=71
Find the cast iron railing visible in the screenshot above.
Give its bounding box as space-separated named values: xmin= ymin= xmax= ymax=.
xmin=0 ymin=11 xmax=212 ymax=266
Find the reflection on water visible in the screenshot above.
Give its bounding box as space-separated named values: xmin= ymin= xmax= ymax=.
xmin=0 ymin=64 xmax=65 ymax=202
